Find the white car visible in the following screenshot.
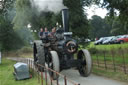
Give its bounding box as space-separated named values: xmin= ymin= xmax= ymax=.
xmin=102 ymin=36 xmax=115 ymax=44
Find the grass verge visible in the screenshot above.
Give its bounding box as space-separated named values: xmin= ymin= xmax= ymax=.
xmin=0 ymin=58 xmax=41 ymax=85
xmin=92 ymin=67 xmax=128 ymax=83
xmin=87 ymin=42 xmax=128 ymax=50
xmin=2 ymin=46 xmax=33 ymax=58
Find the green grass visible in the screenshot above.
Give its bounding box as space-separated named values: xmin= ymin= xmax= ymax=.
xmin=87 ymin=41 xmax=128 ymax=64
xmin=86 ymin=42 xmax=128 ymax=82
xmin=92 ymin=67 xmax=128 ymax=83
xmin=92 ymin=55 xmax=128 ymax=64
xmin=87 ymin=42 xmax=128 ymax=50
xmin=2 ymin=46 xmax=33 ymax=58
xmin=0 ymin=58 xmax=41 ymax=85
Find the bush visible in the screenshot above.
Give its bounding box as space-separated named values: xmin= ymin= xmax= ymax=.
xmin=19 ymin=46 xmax=33 ymax=53
xmin=88 ymin=47 xmax=98 ymax=54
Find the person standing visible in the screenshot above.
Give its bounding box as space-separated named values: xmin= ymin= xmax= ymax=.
xmin=44 ymin=27 xmax=50 ymax=37
xmin=39 ymin=28 xmax=44 ymax=39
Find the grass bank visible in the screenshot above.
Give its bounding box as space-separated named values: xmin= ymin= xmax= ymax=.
xmin=0 ymin=58 xmax=41 ymax=85
xmin=92 ymin=67 xmax=128 ymax=83
xmin=87 ymin=42 xmax=128 ymax=82
xmin=87 ymin=42 xmax=128 ymax=50
xmin=2 ymin=46 xmax=33 ymax=58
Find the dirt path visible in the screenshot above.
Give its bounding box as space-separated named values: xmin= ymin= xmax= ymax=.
xmin=59 ymin=69 xmax=127 ymax=85
xmin=7 ymin=57 xmax=127 ymax=85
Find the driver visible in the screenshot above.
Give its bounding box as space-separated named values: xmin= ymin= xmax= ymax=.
xmin=50 ymin=27 xmax=56 ymax=37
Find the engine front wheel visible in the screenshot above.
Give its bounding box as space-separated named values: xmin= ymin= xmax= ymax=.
xmin=33 ymin=41 xmax=45 ymax=72
xmin=48 ymin=51 xmax=60 ymax=80
xmin=77 ymin=49 xmax=92 ymax=77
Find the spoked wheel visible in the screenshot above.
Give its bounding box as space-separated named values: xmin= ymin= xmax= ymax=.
xmin=48 ymin=51 xmax=60 ymax=80
xmin=77 ymin=49 xmax=92 ymax=77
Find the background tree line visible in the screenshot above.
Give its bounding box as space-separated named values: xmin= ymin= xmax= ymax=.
xmin=89 ymin=15 xmax=126 ymax=40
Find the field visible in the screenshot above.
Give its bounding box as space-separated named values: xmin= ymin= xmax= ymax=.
xmin=87 ymin=42 xmax=128 ymax=82
xmin=2 ymin=46 xmax=33 ymax=58
xmin=87 ymin=42 xmax=128 ymax=50
xmin=0 ymin=58 xmax=40 ymax=85
xmin=87 ymin=42 xmax=128 ymax=65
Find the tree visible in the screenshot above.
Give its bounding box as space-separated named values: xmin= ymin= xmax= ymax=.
xmin=0 ymin=0 xmax=14 ymax=15
xmin=96 ymin=0 xmax=128 ymax=33
xmin=0 ymin=15 xmax=24 ymax=51
xmin=0 ymin=0 xmax=24 ymax=51
xmin=110 ymin=17 xmax=127 ymax=35
xmin=63 ymin=0 xmax=90 ymax=38
xmin=89 ymin=15 xmax=112 ymax=39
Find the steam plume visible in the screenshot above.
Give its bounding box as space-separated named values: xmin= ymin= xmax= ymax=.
xmin=31 ymin=0 xmax=67 ymax=13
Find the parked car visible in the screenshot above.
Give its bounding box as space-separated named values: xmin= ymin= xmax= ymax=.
xmin=94 ymin=37 xmax=108 ymax=45
xmin=109 ymin=35 xmax=125 ymax=44
xmin=102 ymin=36 xmax=115 ymax=44
xmin=85 ymin=39 xmax=91 ymax=42
xmin=116 ymin=35 xmax=128 ymax=44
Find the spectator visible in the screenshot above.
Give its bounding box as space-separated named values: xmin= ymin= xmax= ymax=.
xmin=44 ymin=27 xmax=50 ymax=37
xmin=39 ymin=28 xmax=44 ymax=39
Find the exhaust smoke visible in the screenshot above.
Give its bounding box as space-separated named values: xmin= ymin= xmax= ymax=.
xmin=31 ymin=0 xmax=67 ymax=13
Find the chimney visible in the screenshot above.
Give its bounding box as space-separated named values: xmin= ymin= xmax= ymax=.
xmin=62 ymin=8 xmax=69 ymax=32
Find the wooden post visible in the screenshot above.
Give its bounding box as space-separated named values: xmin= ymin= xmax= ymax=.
xmin=0 ymin=51 xmax=1 ymax=64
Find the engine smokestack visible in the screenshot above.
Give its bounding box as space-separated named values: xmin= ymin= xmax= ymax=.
xmin=62 ymin=8 xmax=69 ymax=32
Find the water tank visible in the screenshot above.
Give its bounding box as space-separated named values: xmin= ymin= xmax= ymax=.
xmin=13 ymin=62 xmax=30 ymax=80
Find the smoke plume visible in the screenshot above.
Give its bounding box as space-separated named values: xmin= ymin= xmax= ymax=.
xmin=31 ymin=0 xmax=67 ymax=13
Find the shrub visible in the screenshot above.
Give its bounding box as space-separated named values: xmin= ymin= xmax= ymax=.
xmin=88 ymin=47 xmax=98 ymax=54
xmin=19 ymin=46 xmax=33 ymax=53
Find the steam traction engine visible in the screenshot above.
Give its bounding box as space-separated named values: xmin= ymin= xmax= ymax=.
xmin=33 ymin=9 xmax=92 ymax=80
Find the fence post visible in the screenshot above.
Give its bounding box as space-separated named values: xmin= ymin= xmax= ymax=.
xmin=30 ymin=60 xmax=32 ymax=68
xmin=121 ymin=49 xmax=127 ymax=74
xmin=56 ymin=73 xmax=59 ymax=85
xmin=50 ymin=77 xmax=53 ymax=85
xmin=41 ymin=71 xmax=43 ymax=85
xmin=29 ymin=59 xmax=30 ymax=70
xmin=103 ymin=51 xmax=107 ymax=70
xmin=45 ymin=69 xmax=48 ymax=85
xmin=111 ymin=50 xmax=116 ymax=72
xmin=64 ymin=76 xmax=67 ymax=85
xmin=37 ymin=65 xmax=40 ymax=84
xmin=0 ymin=51 xmax=1 ymax=64
xmin=96 ymin=54 xmax=99 ymax=68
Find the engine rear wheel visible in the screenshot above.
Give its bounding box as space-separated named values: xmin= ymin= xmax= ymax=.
xmin=77 ymin=49 xmax=92 ymax=77
xmin=33 ymin=41 xmax=45 ymax=72
xmin=48 ymin=51 xmax=60 ymax=80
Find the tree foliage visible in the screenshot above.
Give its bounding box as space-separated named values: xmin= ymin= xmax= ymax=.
xmin=0 ymin=0 xmax=24 ymax=51
xmin=89 ymin=15 xmax=112 ymax=39
xmin=63 ymin=0 xmax=90 ymax=38
xmin=0 ymin=15 xmax=24 ymax=51
xmin=0 ymin=0 xmax=14 ymax=15
xmin=99 ymin=0 xmax=128 ymax=33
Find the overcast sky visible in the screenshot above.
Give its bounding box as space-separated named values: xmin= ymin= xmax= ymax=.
xmin=85 ymin=5 xmax=108 ymax=19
